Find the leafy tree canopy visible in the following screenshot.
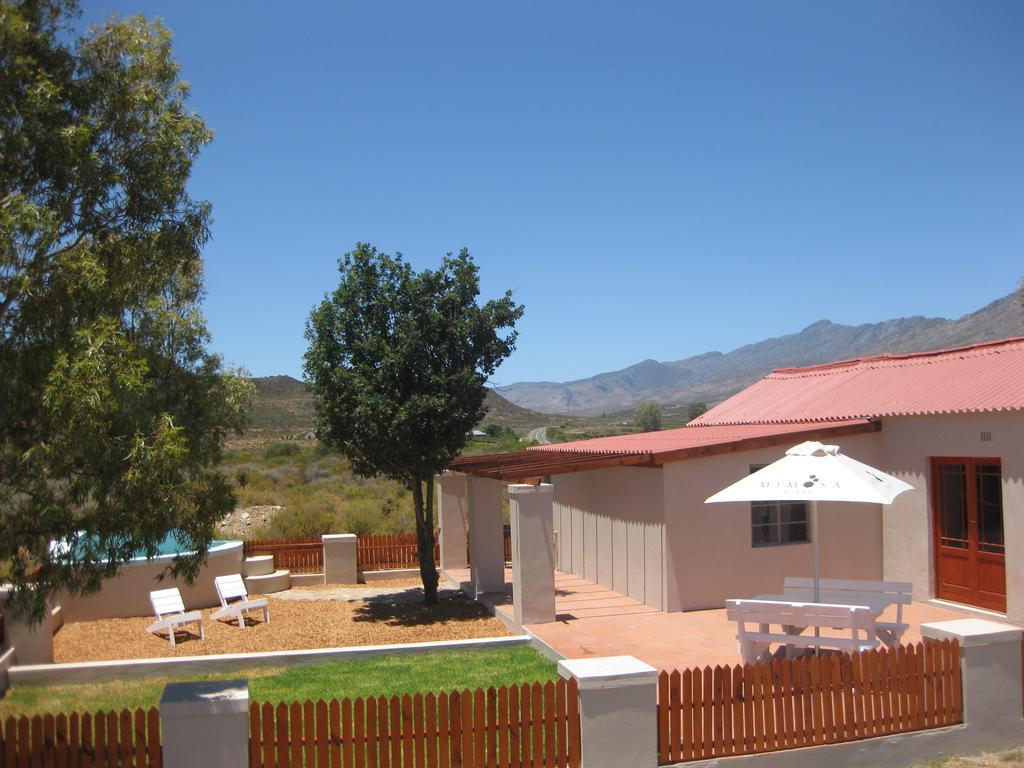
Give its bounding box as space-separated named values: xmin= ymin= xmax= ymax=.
xmin=304 ymin=244 xmax=523 ymax=604
xmin=635 ymin=401 xmax=662 ymax=432
xmin=687 ymin=402 xmax=708 ymax=421
xmin=0 ymin=1 xmax=251 ymax=620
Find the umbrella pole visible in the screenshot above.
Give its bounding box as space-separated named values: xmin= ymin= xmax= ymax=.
xmin=811 ymin=500 xmax=820 ymax=603
xmin=812 ymin=500 xmax=820 ymax=649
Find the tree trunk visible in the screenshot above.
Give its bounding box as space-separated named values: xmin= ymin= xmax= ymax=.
xmin=412 ymin=475 xmax=440 ymax=606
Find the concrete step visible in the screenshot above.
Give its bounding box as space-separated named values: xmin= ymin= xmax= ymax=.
xmin=290 ymin=573 xmax=325 ymax=587
xmin=243 ymin=555 xmax=275 ymax=577
xmin=244 ymin=569 xmax=291 ymax=594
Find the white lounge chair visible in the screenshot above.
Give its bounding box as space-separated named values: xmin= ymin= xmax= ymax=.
xmin=212 ymin=574 xmax=269 ymax=628
xmin=146 ymin=588 xmax=204 ymax=646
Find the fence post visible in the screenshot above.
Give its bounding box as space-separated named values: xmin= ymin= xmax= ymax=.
xmin=558 ymin=655 xmax=658 ymax=768
xmin=323 ymin=533 xmax=359 ymax=584
xmin=508 ymin=483 xmax=556 ymax=625
xmin=921 ymin=618 xmax=1023 ymax=740
xmin=160 ymin=679 xmax=249 ymax=768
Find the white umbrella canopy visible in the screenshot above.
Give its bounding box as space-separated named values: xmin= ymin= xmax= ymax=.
xmin=705 ymin=440 xmax=913 ymax=602
xmin=705 ymin=441 xmax=913 ymax=505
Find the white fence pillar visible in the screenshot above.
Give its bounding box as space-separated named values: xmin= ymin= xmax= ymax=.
xmin=558 ymin=656 xmax=659 ymax=768
xmin=438 ymin=472 xmax=469 ymax=571
xmin=508 ymin=483 xmax=556 ymax=625
xmin=467 ymin=476 xmax=505 ymax=597
xmin=160 ymin=680 xmax=249 ymax=768
xmin=922 ymin=618 xmax=1023 ymax=741
xmin=322 ymin=533 xmax=358 ymax=584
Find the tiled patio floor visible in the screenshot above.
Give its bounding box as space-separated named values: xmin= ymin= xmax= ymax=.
xmin=444 ymin=568 xmax=984 ymax=671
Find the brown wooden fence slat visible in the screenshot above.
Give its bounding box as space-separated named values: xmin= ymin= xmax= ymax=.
xmin=652 ymin=639 xmax=963 ymax=764
xmin=951 ymin=639 xmax=964 ymax=724
xmin=335 ymin=699 xmax=347 ymax=768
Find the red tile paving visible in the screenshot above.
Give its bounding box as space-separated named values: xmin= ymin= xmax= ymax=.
xmin=445 ymin=568 xmax=986 ymax=672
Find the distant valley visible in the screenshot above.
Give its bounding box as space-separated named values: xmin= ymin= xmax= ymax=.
xmin=498 ymin=293 xmax=1023 ymax=415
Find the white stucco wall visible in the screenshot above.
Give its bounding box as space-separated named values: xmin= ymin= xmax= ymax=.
xmin=879 ymin=412 xmax=1024 ymax=623
xmin=552 ymin=466 xmax=666 ymax=609
xmin=59 ymin=542 xmax=244 ymax=622
xmin=662 ymin=432 xmax=884 ymax=611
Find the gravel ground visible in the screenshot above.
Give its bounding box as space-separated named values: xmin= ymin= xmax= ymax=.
xmin=53 ymin=592 xmax=509 ymax=662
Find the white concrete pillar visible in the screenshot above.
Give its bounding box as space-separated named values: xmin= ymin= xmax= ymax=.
xmin=921 ymin=618 xmax=1023 ymax=738
xmin=467 ymin=475 xmax=505 ymax=596
xmin=508 ymin=483 xmax=556 ymax=625
xmin=438 ymin=472 xmax=469 ymax=571
xmin=0 ymin=588 xmax=55 ymax=665
xmin=322 ymin=534 xmax=358 ymax=584
xmin=160 ymin=680 xmax=249 ymax=768
xmin=558 ymin=656 xmax=659 ymax=768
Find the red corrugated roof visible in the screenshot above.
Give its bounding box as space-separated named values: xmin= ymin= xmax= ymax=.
xmin=531 ymin=419 xmax=875 ymax=456
xmin=694 ymin=336 xmax=1024 ymax=426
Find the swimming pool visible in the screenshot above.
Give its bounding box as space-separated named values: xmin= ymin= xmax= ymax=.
xmin=130 ymin=533 xmax=234 ymax=561
xmin=58 ymin=535 xmax=244 ymax=622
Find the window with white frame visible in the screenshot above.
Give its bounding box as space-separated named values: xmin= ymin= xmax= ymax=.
xmin=749 ymin=465 xmax=810 ymax=547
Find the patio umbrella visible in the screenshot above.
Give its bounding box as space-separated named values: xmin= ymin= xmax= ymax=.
xmin=704 ymin=440 xmax=913 ymax=602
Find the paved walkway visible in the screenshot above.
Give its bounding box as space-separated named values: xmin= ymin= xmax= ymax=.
xmin=446 ymin=567 xmax=983 ymax=671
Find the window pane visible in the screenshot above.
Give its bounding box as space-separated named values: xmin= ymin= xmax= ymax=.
xmin=781 ymin=522 xmax=808 ymax=544
xmin=976 ymin=466 xmax=1004 ymax=553
xmin=779 ymin=503 xmax=808 ymax=524
xmin=751 ymin=504 xmax=776 ymax=526
xmin=752 ymin=525 xmax=779 ymax=547
xmin=937 ymin=464 xmax=968 ymax=549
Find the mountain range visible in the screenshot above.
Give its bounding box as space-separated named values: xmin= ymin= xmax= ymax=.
xmin=498 ymin=293 xmax=1023 ymax=416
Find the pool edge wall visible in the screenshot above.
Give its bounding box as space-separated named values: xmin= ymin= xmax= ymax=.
xmin=59 ymin=541 xmax=244 ymax=622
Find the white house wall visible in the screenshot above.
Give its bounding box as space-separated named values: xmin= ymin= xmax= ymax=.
xmin=552 ymin=466 xmax=665 ymax=609
xmin=879 ymin=412 xmax=1024 ymax=624
xmin=662 ymin=433 xmax=884 ymax=612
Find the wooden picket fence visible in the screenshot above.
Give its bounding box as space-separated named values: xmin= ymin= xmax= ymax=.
xmin=656 ymin=639 xmax=962 ymax=763
xmin=244 ymin=537 xmax=324 ymax=574
xmin=1 ymin=707 xmax=161 ymax=766
xmin=357 ymin=533 xmax=440 ymax=571
xmin=249 ymin=679 xmax=580 ymax=768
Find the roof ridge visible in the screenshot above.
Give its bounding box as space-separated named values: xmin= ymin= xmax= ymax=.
xmin=769 ymin=335 xmax=1024 ymax=376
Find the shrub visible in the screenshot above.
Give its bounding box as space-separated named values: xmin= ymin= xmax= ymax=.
xmin=262 ymin=442 xmax=301 ymax=459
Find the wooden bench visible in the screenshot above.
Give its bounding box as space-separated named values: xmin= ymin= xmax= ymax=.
xmin=783 ymin=577 xmax=912 ymax=647
xmin=726 ymin=598 xmax=878 ymax=665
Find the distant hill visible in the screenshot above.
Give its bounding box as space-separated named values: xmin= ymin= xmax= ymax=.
xmin=500 ymin=293 xmax=1024 ymax=415
xmin=246 ymin=376 xmax=551 ymax=438
xmin=247 ymin=375 xmax=316 ymax=437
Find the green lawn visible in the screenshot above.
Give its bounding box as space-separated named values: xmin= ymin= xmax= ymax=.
xmin=0 ymin=646 xmax=558 ymax=717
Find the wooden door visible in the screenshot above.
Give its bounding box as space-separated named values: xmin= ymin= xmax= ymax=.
xmin=932 ymin=458 xmax=1006 ymax=612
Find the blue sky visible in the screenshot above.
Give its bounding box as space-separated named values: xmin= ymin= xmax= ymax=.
xmin=79 ymin=1 xmax=1024 ymax=385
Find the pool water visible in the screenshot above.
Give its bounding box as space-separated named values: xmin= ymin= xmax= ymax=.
xmin=136 ymin=533 xmax=231 ymax=558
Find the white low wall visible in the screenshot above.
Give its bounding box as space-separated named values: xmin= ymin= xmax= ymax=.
xmin=59 ymin=541 xmax=244 ymax=622
xmin=8 ymin=635 xmax=531 ymax=686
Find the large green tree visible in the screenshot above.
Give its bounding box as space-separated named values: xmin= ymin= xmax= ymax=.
xmin=1 ymin=1 xmax=251 ymax=620
xmin=304 ymin=244 xmax=523 ymax=605
xmin=635 ymin=400 xmax=662 ymax=432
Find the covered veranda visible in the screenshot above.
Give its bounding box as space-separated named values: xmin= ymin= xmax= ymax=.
xmin=439 ymin=447 xmax=981 ymax=672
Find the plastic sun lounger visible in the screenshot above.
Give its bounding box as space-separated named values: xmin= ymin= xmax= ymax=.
xmin=212 ymin=574 xmax=269 ymax=628
xmin=146 ymin=588 xmax=204 ymax=646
